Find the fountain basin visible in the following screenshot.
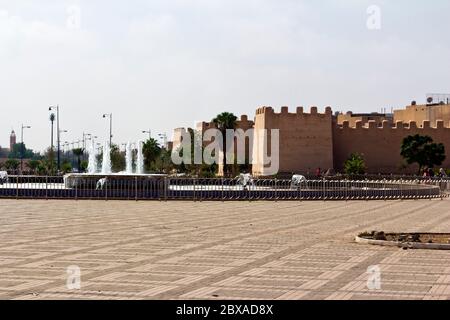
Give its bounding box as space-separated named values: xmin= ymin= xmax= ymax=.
xmin=64 ymin=173 xmax=168 ymax=190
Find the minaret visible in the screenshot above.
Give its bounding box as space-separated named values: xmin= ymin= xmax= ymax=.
xmin=10 ymin=130 xmax=16 ymax=151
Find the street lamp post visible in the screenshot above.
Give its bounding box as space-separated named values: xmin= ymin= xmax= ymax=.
xmin=82 ymin=132 xmax=97 ymax=150
xmin=142 ymin=130 xmax=151 ymax=140
xmin=102 ymin=113 xmax=113 ymax=146
xmin=20 ymin=124 xmax=31 ymax=174
xmin=82 ymin=133 xmax=89 ymax=150
xmin=49 ymin=113 xmax=56 ymax=153
xmin=49 ymin=105 xmax=61 ymax=172
xmin=83 ymin=132 xmax=92 ymax=161
xmin=57 ymin=131 xmax=68 ymax=167
xmin=63 ymin=142 xmax=69 ymax=154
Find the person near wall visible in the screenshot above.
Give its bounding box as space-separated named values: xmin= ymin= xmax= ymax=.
xmin=439 ymin=168 xmax=448 ymax=178
xmin=315 ymin=167 xmax=321 ymax=178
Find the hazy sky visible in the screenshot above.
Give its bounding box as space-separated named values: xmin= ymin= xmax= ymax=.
xmin=1 ymin=0 xmax=449 ymax=152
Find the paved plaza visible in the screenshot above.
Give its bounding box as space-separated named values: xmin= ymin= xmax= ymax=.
xmin=0 ymin=199 xmax=450 ymax=300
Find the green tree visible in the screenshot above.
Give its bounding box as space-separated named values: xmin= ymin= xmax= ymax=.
xmin=8 ymin=143 xmax=34 ymax=159
xmin=212 ymin=112 xmax=238 ymax=177
xmin=401 ymin=135 xmax=446 ymax=174
xmin=49 ymin=113 xmax=55 ymax=151
xmin=27 ymin=160 xmax=41 ymax=174
xmin=152 ymin=149 xmax=174 ymax=173
xmin=344 ymin=153 xmax=366 ymax=175
xmin=36 ymin=162 xmax=48 ymax=175
xmin=4 ymin=159 xmax=20 ymax=171
xmin=61 ymin=160 xmax=72 ymax=174
xmin=72 ymin=148 xmax=85 ymax=173
xmin=142 ymin=138 xmax=162 ymax=172
xmin=41 ymin=147 xmax=57 ymax=175
xmin=110 ymin=144 xmax=125 ymax=172
xmin=172 ymin=129 xmax=217 ymax=177
xmin=80 ymin=160 xmax=88 ymax=173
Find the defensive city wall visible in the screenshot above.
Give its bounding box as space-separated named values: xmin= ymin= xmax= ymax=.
xmin=252 ymin=106 xmax=334 ymax=176
xmin=333 ymin=119 xmax=450 ymax=174
xmin=253 ymin=105 xmax=450 ymax=176
xmin=171 ymin=102 xmax=450 ymax=176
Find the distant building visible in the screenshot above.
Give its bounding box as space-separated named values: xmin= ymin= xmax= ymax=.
xmin=0 ymin=147 xmax=8 ymax=158
xmin=337 ymin=112 xmax=393 ymax=128
xmin=394 ymin=102 xmax=450 ymax=128
xmin=10 ymin=130 xmax=16 ymax=151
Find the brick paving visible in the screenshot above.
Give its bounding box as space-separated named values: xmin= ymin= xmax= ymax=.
xmin=0 ymin=199 xmax=450 ymax=300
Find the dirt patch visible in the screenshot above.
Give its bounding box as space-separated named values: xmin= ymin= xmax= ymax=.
xmin=359 ymin=231 xmax=450 ymax=244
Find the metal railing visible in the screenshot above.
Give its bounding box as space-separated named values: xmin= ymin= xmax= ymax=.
xmin=0 ymin=176 xmax=448 ymax=201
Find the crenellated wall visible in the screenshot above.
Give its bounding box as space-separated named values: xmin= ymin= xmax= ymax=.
xmin=252 ymin=105 xmax=450 ymax=175
xmin=394 ymin=103 xmax=450 ymax=126
xmin=172 ymin=104 xmax=450 ymax=176
xmin=333 ymin=120 xmax=450 ymax=174
xmin=252 ymin=106 xmax=334 ymax=176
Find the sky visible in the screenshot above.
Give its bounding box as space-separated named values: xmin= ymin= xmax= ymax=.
xmin=1 ymin=0 xmax=450 ymax=152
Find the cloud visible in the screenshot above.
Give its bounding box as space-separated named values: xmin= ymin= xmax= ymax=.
xmin=0 ymin=1 xmax=449 ymax=151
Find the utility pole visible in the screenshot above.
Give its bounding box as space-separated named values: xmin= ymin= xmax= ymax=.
xmin=20 ymin=124 xmax=31 ymax=174
xmin=142 ymin=129 xmax=151 ymax=140
xmin=49 ymin=105 xmax=61 ymax=172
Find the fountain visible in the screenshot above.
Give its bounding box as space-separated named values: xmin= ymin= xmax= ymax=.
xmin=137 ymin=141 xmax=144 ymax=174
xmin=87 ymin=140 xmax=98 ymax=174
xmin=101 ymin=141 xmax=112 ymax=174
xmin=64 ymin=139 xmax=166 ymax=190
xmin=125 ymin=142 xmax=133 ymax=174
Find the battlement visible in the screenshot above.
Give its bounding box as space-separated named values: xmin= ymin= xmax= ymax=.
xmin=337 ymin=120 xmax=450 ymax=130
xmin=256 ymin=106 xmax=333 ymax=117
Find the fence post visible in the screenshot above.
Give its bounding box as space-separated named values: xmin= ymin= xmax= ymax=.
xmin=75 ymin=177 xmax=78 ymax=200
xmin=45 ymin=176 xmax=48 ymax=200
xmin=16 ymin=175 xmax=19 ymax=199
xmin=416 ymin=180 xmax=419 ymax=200
xmin=345 ymin=180 xmax=348 ymax=201
xmin=400 ymin=179 xmax=403 ymax=200
xmin=221 ymin=178 xmax=224 ymax=202
xmin=429 ymin=180 xmax=432 ymax=200
xmin=193 ymin=178 xmax=196 ymax=202
xmin=365 ymin=180 xmax=369 ymax=201
xmin=105 ymin=177 xmax=108 ymax=201
xmin=274 ymin=178 xmax=278 ymax=202
xmin=299 ymin=181 xmax=302 ymax=202
xmin=135 ymin=176 xmax=138 ymax=201
xmin=322 ymin=179 xmax=325 ymax=201
xmin=165 ymin=177 xmax=168 ymax=202
xmin=199 ymin=178 xmax=202 ymax=202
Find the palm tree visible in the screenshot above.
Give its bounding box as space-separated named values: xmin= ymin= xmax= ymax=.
xmin=49 ymin=113 xmax=55 ymax=151
xmin=142 ymin=138 xmax=162 ymax=172
xmin=212 ymin=112 xmax=238 ymax=177
xmin=72 ymin=148 xmax=85 ymax=173
xmin=27 ymin=160 xmax=41 ymax=175
xmin=5 ymin=159 xmax=20 ymax=173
